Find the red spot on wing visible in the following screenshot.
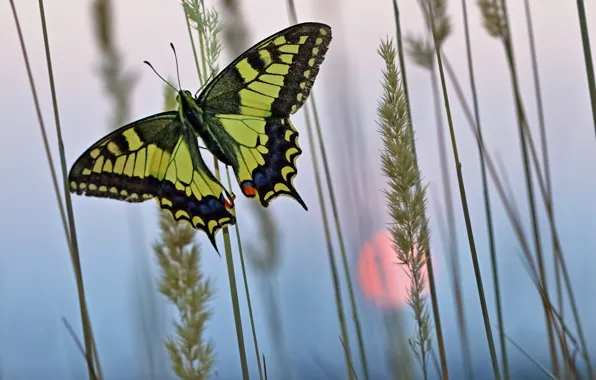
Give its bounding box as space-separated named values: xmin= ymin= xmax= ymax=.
xmin=241 ymin=183 xmax=258 ymax=198
xmin=221 ymin=192 xmax=236 ymax=210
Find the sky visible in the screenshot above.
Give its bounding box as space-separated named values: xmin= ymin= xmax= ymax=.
xmin=1 ymin=0 xmax=596 ymax=379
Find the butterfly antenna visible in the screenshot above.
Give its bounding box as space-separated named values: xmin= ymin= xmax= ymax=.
xmin=144 ymin=61 xmax=177 ymax=92
xmin=170 ymin=43 xmax=182 ymax=90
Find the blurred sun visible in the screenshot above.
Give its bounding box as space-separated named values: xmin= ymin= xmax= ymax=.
xmin=357 ymin=229 xmax=431 ymax=308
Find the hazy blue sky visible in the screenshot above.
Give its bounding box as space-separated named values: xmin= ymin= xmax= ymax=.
xmin=1 ymin=0 xmax=596 ymax=379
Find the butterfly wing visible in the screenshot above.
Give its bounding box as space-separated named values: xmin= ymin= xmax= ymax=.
xmin=68 ymin=112 xmax=235 ymax=246
xmin=204 ymin=114 xmax=304 ymax=208
xmin=197 ymin=22 xmax=332 ymax=208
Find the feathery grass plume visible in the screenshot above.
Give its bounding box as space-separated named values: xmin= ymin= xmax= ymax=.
xmin=154 ymin=83 xmax=216 ymax=375
xmin=180 ymin=2 xmax=250 ymax=378
xmin=477 ymin=0 xmax=507 ymax=38
xmin=378 ymin=38 xmax=432 ymax=380
xmin=183 ymin=1 xmax=222 ymax=76
xmin=416 ymin=0 xmax=450 ymax=48
xmin=391 ymin=2 xmax=448 ymax=378
xmin=154 ymin=211 xmax=216 ymax=380
xmin=407 ymin=1 xmax=474 ymax=377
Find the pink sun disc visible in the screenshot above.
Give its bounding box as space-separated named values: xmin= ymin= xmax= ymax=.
xmin=357 ymin=229 xmax=433 ymax=309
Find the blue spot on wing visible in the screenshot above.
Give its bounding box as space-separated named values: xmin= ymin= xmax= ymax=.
xmin=193 ymin=197 xmax=226 ymax=215
xmin=254 ymin=172 xmax=268 ymax=188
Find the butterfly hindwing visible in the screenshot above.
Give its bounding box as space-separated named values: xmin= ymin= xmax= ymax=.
xmin=205 ymin=114 xmax=304 ymax=208
xmin=68 ymin=112 xmax=235 ymax=246
xmin=196 ymin=22 xmax=332 ymax=207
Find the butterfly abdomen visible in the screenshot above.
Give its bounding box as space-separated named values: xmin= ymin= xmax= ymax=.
xmin=195 ymin=127 xmax=233 ymax=166
xmin=181 ymin=96 xmax=233 ymax=167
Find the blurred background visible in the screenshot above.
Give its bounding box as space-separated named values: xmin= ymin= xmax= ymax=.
xmin=1 ymin=0 xmax=596 ymax=379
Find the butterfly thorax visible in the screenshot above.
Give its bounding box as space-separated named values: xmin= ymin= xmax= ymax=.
xmin=177 ymin=90 xmax=233 ymax=166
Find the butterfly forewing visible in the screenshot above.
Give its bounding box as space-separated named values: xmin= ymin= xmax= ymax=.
xmin=196 ymin=22 xmax=332 ymax=208
xmin=68 ymin=112 xmax=235 ymax=247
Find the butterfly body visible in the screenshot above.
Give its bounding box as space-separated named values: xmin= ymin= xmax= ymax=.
xmin=69 ymin=22 xmax=332 ymax=249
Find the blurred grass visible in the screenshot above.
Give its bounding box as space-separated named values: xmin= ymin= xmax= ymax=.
xmin=8 ymin=0 xmax=596 ymax=379
xmin=10 ymin=0 xmax=101 ymax=378
xmin=91 ymin=1 xmax=168 ymax=379
xmin=425 ymin=1 xmax=502 ymax=378
xmin=457 ymin=0 xmax=508 ymax=376
xmin=285 ymin=1 xmax=363 ymax=379
xmin=575 ymin=0 xmax=596 ymax=134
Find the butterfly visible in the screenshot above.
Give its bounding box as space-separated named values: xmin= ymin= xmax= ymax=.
xmin=68 ymin=22 xmax=332 ymax=250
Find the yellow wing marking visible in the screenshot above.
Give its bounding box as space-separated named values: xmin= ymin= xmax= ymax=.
xmin=122 ymin=129 xmax=142 ymax=150
xmin=259 ymin=50 xmax=272 ymax=66
xmin=266 ymin=64 xmax=289 ymax=75
xmin=236 ymin=58 xmax=259 ymax=82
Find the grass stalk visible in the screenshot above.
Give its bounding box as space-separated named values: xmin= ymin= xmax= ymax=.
xmin=11 ymin=0 xmax=101 ymax=377
xmin=309 ymin=95 xmax=371 ymax=380
xmin=286 ymin=3 xmax=368 ymax=377
xmin=181 ymin=2 xmax=249 ymax=378
xmin=8 ymin=1 xmax=70 ymax=252
xmin=409 ymin=1 xmax=475 ymax=376
xmin=439 ymin=14 xmax=594 ymax=375
xmin=522 ymin=0 xmax=551 ymax=199
xmin=226 ymin=170 xmax=264 ymax=380
xmin=505 ymin=336 xmax=558 ymax=380
xmin=442 ymin=56 xmax=509 ymax=380
xmin=442 ymin=37 xmax=593 ymax=377
xmin=430 ymin=63 xmax=474 ymax=380
xmin=491 ymin=1 xmax=559 ymax=375
xmin=574 ymin=0 xmax=596 ymax=135
xmin=194 ymin=0 xmax=209 ymax=83
xmin=284 ymin=1 xmax=356 ymax=378
xmin=184 ymin=13 xmax=202 ymax=84
xmin=392 ymin=1 xmax=448 ymax=378
xmin=522 ymin=1 xmax=566 ymax=376
xmin=426 ymin=2 xmax=501 ymax=378
xmin=458 ymin=0 xmax=508 ymax=377
xmin=220 ymin=225 xmax=250 ymax=379
xmin=302 ymin=102 xmax=355 ymax=380
xmin=218 ymin=11 xmax=264 ymax=377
